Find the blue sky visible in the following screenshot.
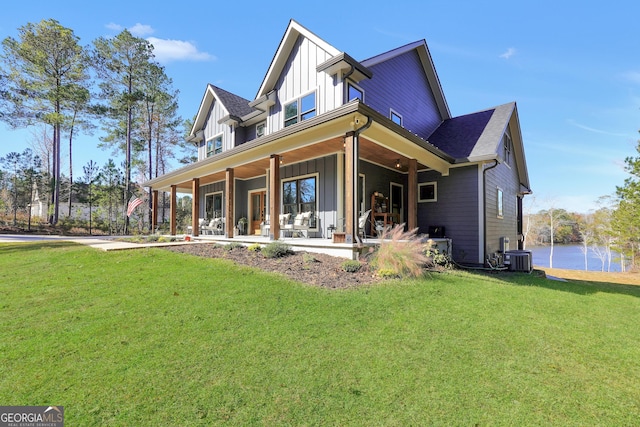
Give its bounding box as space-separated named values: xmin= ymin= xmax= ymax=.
xmin=1 ymin=0 xmax=639 ymax=213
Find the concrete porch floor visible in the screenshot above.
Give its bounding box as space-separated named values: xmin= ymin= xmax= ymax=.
xmin=189 ymin=233 xmax=380 ymax=259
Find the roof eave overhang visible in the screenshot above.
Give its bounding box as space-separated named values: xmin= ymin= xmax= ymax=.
xmin=317 ymin=52 xmax=373 ymax=83
xmin=145 ymin=101 xmax=453 ymax=191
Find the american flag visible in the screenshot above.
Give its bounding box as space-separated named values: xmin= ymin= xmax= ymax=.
xmin=127 ymin=195 xmax=144 ymax=217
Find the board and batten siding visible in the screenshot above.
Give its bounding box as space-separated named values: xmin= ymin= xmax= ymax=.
xmin=198 ymin=98 xmax=233 ymax=160
xmin=359 ymin=50 xmax=443 ymax=140
xmin=484 ymin=160 xmax=519 ymax=257
xmin=270 ymin=35 xmax=340 ymax=133
xmin=418 ymin=166 xmax=481 ymax=264
xmin=279 ymin=154 xmax=337 ymax=238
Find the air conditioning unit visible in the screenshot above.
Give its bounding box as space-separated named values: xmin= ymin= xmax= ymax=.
xmin=504 ymin=250 xmax=532 ymax=273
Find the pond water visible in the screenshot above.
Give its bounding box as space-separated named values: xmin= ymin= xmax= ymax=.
xmin=529 ymin=244 xmax=623 ymax=272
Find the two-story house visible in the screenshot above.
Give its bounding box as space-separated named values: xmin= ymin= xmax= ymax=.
xmin=145 ymin=20 xmax=532 ymax=265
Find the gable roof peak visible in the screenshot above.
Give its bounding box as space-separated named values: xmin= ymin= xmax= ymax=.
xmin=255 ymin=20 xmax=341 ymax=99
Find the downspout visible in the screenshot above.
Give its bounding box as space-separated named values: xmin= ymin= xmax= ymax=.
xmin=351 ymin=113 xmax=372 ymax=245
xmin=482 ymin=159 xmax=499 ymax=266
xmin=342 ymin=65 xmax=355 ymax=104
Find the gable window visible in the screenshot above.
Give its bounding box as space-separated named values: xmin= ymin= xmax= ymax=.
xmin=503 ymin=134 xmax=512 ymax=166
xmin=256 ymin=121 xmax=266 ymax=138
xmin=390 ymin=110 xmax=402 ymax=126
xmin=418 ymin=182 xmax=437 ymax=202
xmin=497 ymin=188 xmax=504 ymax=218
xmin=282 ymin=175 xmax=317 ymax=228
xmin=284 ymin=91 xmax=316 ymax=127
xmin=206 ymin=135 xmax=222 ymax=157
xmin=347 ymin=83 xmax=364 ymax=102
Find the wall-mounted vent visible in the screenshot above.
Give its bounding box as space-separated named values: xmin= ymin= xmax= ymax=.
xmin=504 ymin=250 xmax=532 ymax=273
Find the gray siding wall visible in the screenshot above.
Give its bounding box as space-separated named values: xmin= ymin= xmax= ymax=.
xmin=280 ymin=154 xmax=337 ymax=238
xmin=485 ymin=161 xmax=519 ymax=257
xmin=235 ymin=176 xmax=267 ymax=226
xmin=199 ymin=177 xmax=267 ymax=228
xmin=359 ymin=50 xmax=443 ymax=139
xmin=418 ymin=166 xmax=481 ymax=264
xmin=198 ymin=99 xmax=233 ymax=160
xmin=360 ymin=161 xmax=405 ymax=213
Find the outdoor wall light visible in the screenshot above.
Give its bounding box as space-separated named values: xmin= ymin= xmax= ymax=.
xmin=395 ymin=159 xmax=401 ymax=168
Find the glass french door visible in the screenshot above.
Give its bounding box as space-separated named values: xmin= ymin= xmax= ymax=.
xmin=250 ymin=191 xmax=267 ymax=235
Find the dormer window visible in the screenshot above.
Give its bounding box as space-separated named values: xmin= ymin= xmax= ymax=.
xmin=206 ymin=135 xmax=223 ymax=157
xmin=390 ymin=110 xmax=402 ymax=126
xmin=284 ymin=91 xmax=316 ymax=127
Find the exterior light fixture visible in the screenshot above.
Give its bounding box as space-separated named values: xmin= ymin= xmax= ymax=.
xmin=395 ymin=159 xmax=401 ymax=168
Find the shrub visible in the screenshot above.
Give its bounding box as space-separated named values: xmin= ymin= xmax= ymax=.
xmin=247 ymin=243 xmax=262 ymax=252
xmin=303 ymin=253 xmax=318 ymax=264
xmin=225 ymin=242 xmax=245 ymax=251
xmin=371 ymin=225 xmax=427 ymax=278
xmin=262 ymin=241 xmax=293 ymax=259
xmin=424 ymin=247 xmax=452 ymax=269
xmin=341 ymin=260 xmax=362 ymax=273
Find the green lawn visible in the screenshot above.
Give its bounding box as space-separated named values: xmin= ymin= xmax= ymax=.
xmin=1 ymin=242 xmax=639 ymax=426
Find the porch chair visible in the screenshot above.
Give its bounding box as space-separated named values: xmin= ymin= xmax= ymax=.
xmin=291 ymin=211 xmax=312 ymax=238
xmin=358 ymin=209 xmax=372 ymax=240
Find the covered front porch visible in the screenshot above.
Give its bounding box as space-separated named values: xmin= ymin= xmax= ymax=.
xmin=145 ymin=102 xmax=452 ymax=259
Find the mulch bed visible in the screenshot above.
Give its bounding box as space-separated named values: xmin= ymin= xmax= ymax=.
xmin=164 ymin=243 xmax=382 ymax=288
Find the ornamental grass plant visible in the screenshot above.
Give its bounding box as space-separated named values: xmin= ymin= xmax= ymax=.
xmin=371 ymin=225 xmax=427 ymax=278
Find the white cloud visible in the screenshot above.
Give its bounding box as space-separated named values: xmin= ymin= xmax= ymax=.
xmin=499 ymin=47 xmax=516 ymax=59
xmin=105 ymin=22 xmax=123 ymax=32
xmin=129 ymin=23 xmax=155 ymax=37
xmin=622 ymin=70 xmax=640 ymax=85
xmin=147 ymin=37 xmax=215 ymax=63
xmin=567 ymin=119 xmax=628 ymax=137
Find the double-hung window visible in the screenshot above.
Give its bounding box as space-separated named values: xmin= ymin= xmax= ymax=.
xmin=206 ymin=135 xmax=222 ymax=157
xmin=284 ymin=91 xmax=316 ymax=127
xmin=503 ymin=134 xmax=512 ymax=166
xmin=282 ymin=175 xmax=317 ymax=227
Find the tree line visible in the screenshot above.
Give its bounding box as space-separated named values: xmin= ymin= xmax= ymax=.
xmin=524 ymin=138 xmax=640 ymax=272
xmin=0 ymin=19 xmax=197 ymax=233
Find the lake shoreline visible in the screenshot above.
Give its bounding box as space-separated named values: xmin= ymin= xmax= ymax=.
xmin=538 ymin=267 xmax=640 ymax=286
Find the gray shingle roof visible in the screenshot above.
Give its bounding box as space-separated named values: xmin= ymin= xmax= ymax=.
xmin=209 ymin=85 xmax=256 ymax=118
xmin=428 ymin=103 xmax=515 ymax=161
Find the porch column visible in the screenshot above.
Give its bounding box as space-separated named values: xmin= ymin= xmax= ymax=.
xmin=344 ymin=132 xmax=359 ymax=244
xmin=151 ymin=190 xmax=158 ymax=232
xmin=225 ymin=168 xmax=234 ymax=238
xmin=269 ymin=155 xmax=281 ymax=240
xmin=408 ymin=158 xmax=418 ymax=230
xmin=191 ymin=178 xmax=200 ymax=236
xmin=170 ymin=185 xmax=177 ymax=236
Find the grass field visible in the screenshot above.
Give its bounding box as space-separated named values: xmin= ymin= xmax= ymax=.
xmin=1 ymin=242 xmax=639 ymax=426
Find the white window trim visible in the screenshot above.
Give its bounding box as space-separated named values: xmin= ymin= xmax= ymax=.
xmin=281 ymin=172 xmax=319 ymax=231
xmin=204 ymin=191 xmax=224 ymax=219
xmin=283 ymin=89 xmax=317 ymax=127
xmin=206 ymin=133 xmax=223 ymax=157
xmin=418 ymin=181 xmax=437 ymax=203
xmin=497 ymin=187 xmax=504 ymax=219
xmin=390 ymin=109 xmax=403 ymax=126
xmin=256 ymin=121 xmax=267 ymax=138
